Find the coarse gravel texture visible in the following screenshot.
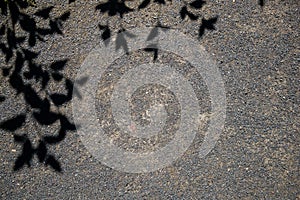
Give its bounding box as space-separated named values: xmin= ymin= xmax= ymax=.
xmin=0 ymin=0 xmax=299 ymax=199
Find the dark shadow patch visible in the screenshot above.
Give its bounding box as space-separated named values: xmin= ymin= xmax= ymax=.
xmin=0 ymin=0 xmax=79 ymax=172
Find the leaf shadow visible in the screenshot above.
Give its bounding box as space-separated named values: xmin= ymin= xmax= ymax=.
xmin=96 ymin=0 xmax=221 ymax=61
xmin=0 ymin=0 xmax=80 ymax=172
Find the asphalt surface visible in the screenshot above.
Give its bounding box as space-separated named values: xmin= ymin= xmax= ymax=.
xmin=0 ymin=0 xmax=299 ymax=199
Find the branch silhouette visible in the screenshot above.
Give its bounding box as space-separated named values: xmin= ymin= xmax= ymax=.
xmin=0 ymin=0 xmax=78 ymax=172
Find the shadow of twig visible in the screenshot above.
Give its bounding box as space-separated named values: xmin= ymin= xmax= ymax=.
xmin=96 ymin=0 xmax=219 ymax=61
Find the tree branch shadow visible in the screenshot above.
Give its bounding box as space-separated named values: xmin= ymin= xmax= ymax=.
xmin=0 ymin=0 xmax=80 ymax=172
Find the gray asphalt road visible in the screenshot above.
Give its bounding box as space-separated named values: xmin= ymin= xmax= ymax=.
xmin=0 ymin=0 xmax=299 ymax=199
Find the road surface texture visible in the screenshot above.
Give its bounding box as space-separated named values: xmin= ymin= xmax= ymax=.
xmin=0 ymin=0 xmax=299 ymax=199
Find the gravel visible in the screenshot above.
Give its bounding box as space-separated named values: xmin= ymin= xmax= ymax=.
xmin=0 ymin=0 xmax=299 ymax=199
